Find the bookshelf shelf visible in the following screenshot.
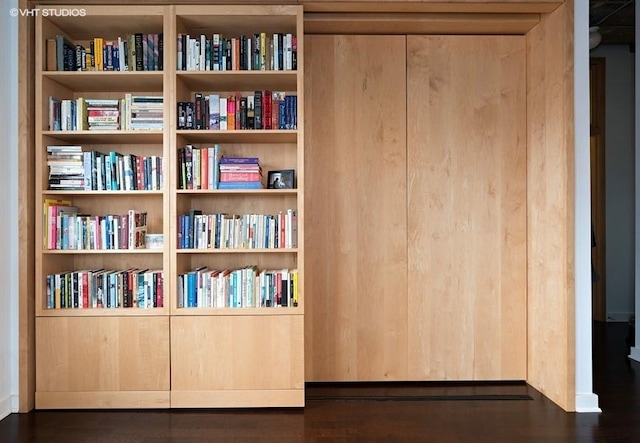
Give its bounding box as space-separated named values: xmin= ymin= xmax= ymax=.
xmin=176 ymin=248 xmax=298 ymax=254
xmin=176 ymin=70 xmax=297 ymax=92
xmin=42 ymin=249 xmax=163 ymax=255
xmin=173 ymin=307 xmax=303 ymax=316
xmin=43 ymin=190 xmax=164 ymax=196
xmin=175 ymin=129 xmax=297 ymax=144
xmin=38 ymin=307 xmax=168 ymax=317
xmin=176 ymin=189 xmax=297 ymax=196
xmin=42 ymin=130 xmax=164 ymax=144
xmin=42 ymin=71 xmax=164 ymax=92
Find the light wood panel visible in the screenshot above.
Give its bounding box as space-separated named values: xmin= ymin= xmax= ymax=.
xmin=31 ymin=0 xmax=562 ymax=14
xmin=406 ymin=35 xmax=527 ymax=381
xmin=171 ymin=315 xmax=304 ymax=406
xmin=301 ymin=1 xmax=562 ymax=13
xmin=18 ymin=0 xmax=36 ymax=412
xmin=35 ymin=316 xmax=170 ymax=408
xmin=35 ymin=391 xmax=170 ymax=409
xmin=304 ymin=35 xmax=407 ymax=381
xmin=526 ymin=0 xmax=575 ymax=412
xmin=304 ymin=12 xmax=539 ymax=35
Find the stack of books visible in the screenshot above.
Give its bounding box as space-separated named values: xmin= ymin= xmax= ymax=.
xmin=85 ymin=98 xmax=120 ymax=131
xmin=47 ymin=145 xmax=85 ymax=190
xmin=127 ymin=95 xmax=164 ymax=131
xmin=218 ymin=157 xmax=262 ymax=189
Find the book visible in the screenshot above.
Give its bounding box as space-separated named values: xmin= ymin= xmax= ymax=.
xmin=56 ymin=35 xmax=76 ymax=71
xmin=217 ymin=181 xmax=263 ymax=190
xmin=128 ymin=210 xmax=148 ymax=249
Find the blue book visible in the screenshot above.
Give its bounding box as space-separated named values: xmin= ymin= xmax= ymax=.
xmin=217 ymin=181 xmax=263 ymax=190
xmin=220 ymin=157 xmax=259 ymax=164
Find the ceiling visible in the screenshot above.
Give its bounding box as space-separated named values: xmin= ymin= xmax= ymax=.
xmin=590 ymin=0 xmax=635 ymax=46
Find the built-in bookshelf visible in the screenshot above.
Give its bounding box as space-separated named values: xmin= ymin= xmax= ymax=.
xmin=169 ymin=4 xmax=304 ymax=408
xmin=34 ymin=4 xmax=303 ymax=410
xmin=34 ymin=5 xmax=171 ymax=410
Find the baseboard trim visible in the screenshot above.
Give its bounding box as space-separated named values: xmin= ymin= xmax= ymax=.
xmin=575 ymin=393 xmax=601 ymax=413
xmin=629 ymin=346 xmax=640 ymax=363
xmin=0 ymin=395 xmax=11 ymax=421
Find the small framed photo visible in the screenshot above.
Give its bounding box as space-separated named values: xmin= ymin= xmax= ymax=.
xmin=267 ymin=169 xmax=295 ymax=189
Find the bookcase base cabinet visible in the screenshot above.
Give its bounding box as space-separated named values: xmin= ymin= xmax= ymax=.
xmin=35 ymin=316 xmax=171 ymax=409
xmin=170 ymin=315 xmax=305 ymax=408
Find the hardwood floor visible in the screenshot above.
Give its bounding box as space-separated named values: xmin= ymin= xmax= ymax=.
xmin=1 ymin=322 xmax=639 ymax=442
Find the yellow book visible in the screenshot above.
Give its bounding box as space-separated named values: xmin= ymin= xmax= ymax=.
xmin=292 ymin=269 xmax=298 ymax=307
xmin=94 ymin=37 xmax=103 ymax=71
xmin=260 ymin=32 xmax=266 ymax=70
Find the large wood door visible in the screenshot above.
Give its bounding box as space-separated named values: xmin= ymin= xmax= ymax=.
xmin=305 ymin=35 xmax=527 ymax=382
xmin=406 ymin=36 xmax=527 ymax=380
xmin=305 ymin=35 xmax=408 ymax=381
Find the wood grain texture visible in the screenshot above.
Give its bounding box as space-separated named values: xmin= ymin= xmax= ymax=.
xmin=407 ymin=35 xmax=527 ymax=381
xmin=301 ymin=0 xmax=562 ymax=13
xmin=171 ymin=315 xmax=304 ymax=406
xmin=35 ymin=317 xmax=170 ymax=402
xmin=171 ymin=389 xmax=304 ymax=408
xmin=525 ymin=0 xmax=575 ymax=412
xmin=35 ymin=391 xmax=170 ymax=409
xmin=19 ymin=0 xmax=36 ymax=413
xmin=304 ymin=12 xmax=539 ymax=35
xmin=30 ymin=0 xmax=562 ymax=14
xmin=304 ymin=35 xmax=408 ymax=381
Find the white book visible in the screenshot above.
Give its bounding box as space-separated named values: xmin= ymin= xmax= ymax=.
xmin=219 ymin=97 xmax=228 ymax=130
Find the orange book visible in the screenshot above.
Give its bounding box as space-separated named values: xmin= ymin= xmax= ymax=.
xmin=227 ymin=95 xmax=236 ymax=130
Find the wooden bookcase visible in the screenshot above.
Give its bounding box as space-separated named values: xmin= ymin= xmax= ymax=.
xmin=169 ymin=4 xmax=305 ymax=408
xmin=33 ymin=4 xmax=304 ymax=409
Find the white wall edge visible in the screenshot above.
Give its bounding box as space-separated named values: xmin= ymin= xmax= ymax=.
xmin=0 ymin=395 xmax=11 ymax=421
xmin=629 ymin=347 xmax=640 ymax=362
xmin=8 ymin=0 xmax=20 ymax=411
xmin=575 ymin=393 xmax=602 ymax=413
xmin=575 ymin=0 xmax=599 ymax=414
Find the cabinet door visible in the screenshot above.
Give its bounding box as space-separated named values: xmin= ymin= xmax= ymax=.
xmin=407 ymin=35 xmax=527 ymax=380
xmin=36 ymin=316 xmax=170 ymax=408
xmin=305 ymin=35 xmax=408 ymax=381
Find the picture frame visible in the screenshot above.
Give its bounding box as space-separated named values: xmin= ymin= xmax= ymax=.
xmin=267 ymin=169 xmax=295 ymax=189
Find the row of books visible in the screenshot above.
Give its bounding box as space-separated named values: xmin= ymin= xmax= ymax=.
xmin=177 ymin=144 xmax=221 ymax=190
xmin=44 ymin=201 xmax=148 ymax=251
xmin=178 ymin=267 xmax=298 ymax=308
xmin=177 ymin=209 xmax=298 ymax=250
xmin=45 ymin=269 xmax=164 ymax=310
xmin=177 ymin=91 xmax=297 ymax=130
xmin=48 ymin=145 xmax=163 ymax=191
xmin=177 ymin=32 xmax=297 ymax=72
xmin=49 ymin=34 xmax=163 ymax=72
xmin=48 ymin=95 xmax=164 ymax=131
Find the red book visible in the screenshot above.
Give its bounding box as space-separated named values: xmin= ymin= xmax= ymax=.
xmin=263 ymin=90 xmax=272 ymax=129
xmin=219 ymin=172 xmax=262 ymax=182
xmin=82 ymin=271 xmax=89 ymax=309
